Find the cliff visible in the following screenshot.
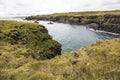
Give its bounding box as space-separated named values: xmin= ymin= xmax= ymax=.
xmin=0 ymin=20 xmax=61 ymax=60
xmin=26 ymin=10 xmax=120 ymax=34
xmin=0 ymin=20 xmax=120 ymax=80
xmin=0 ymin=37 xmax=120 ymax=80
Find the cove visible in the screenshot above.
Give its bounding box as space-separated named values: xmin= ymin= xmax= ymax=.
xmin=0 ymin=17 xmax=120 ymax=52
xmin=37 ymin=21 xmax=120 ymax=52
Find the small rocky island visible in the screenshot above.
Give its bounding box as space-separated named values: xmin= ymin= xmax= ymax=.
xmin=26 ymin=10 xmax=120 ymax=34
xmin=0 ymin=20 xmax=120 ymax=80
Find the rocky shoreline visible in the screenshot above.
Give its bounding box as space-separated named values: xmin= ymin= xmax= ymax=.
xmin=26 ymin=10 xmax=120 ymax=34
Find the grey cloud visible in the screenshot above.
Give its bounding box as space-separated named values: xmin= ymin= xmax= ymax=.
xmin=102 ymin=0 xmax=120 ymax=10
xmin=102 ymin=0 xmax=120 ymax=6
xmin=0 ymin=0 xmax=120 ymax=17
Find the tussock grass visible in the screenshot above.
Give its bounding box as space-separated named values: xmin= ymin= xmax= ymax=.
xmin=0 ymin=20 xmax=119 ymax=80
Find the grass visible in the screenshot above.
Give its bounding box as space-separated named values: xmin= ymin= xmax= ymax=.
xmin=0 ymin=20 xmax=120 ymax=80
xmin=47 ymin=10 xmax=120 ymax=17
xmin=0 ymin=38 xmax=120 ymax=79
xmin=0 ymin=20 xmax=61 ymax=60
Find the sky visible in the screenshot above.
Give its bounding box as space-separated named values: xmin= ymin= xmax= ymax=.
xmin=0 ymin=0 xmax=120 ymax=17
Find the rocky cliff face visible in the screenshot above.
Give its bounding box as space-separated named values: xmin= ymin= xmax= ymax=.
xmin=26 ymin=10 xmax=120 ymax=34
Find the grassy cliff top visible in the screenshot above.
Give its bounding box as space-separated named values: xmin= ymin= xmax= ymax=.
xmin=26 ymin=10 xmax=120 ymax=21
xmin=0 ymin=20 xmax=49 ymax=34
xmin=0 ymin=20 xmax=61 ymax=60
xmin=41 ymin=10 xmax=120 ymax=17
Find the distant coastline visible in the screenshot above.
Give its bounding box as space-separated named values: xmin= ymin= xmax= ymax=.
xmin=26 ymin=10 xmax=120 ymax=34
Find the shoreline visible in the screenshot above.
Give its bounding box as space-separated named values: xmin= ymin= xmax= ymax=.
xmin=26 ymin=10 xmax=120 ymax=34
xmin=26 ymin=19 xmax=120 ymax=36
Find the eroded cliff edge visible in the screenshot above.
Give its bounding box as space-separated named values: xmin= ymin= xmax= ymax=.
xmin=26 ymin=10 xmax=120 ymax=34
xmin=0 ymin=20 xmax=61 ymax=60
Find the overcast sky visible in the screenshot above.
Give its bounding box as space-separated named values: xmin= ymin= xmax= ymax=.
xmin=0 ymin=0 xmax=120 ymax=16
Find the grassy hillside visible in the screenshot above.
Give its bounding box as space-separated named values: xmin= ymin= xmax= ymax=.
xmin=26 ymin=10 xmax=120 ymax=34
xmin=0 ymin=20 xmax=120 ymax=80
xmin=0 ymin=20 xmax=61 ymax=60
